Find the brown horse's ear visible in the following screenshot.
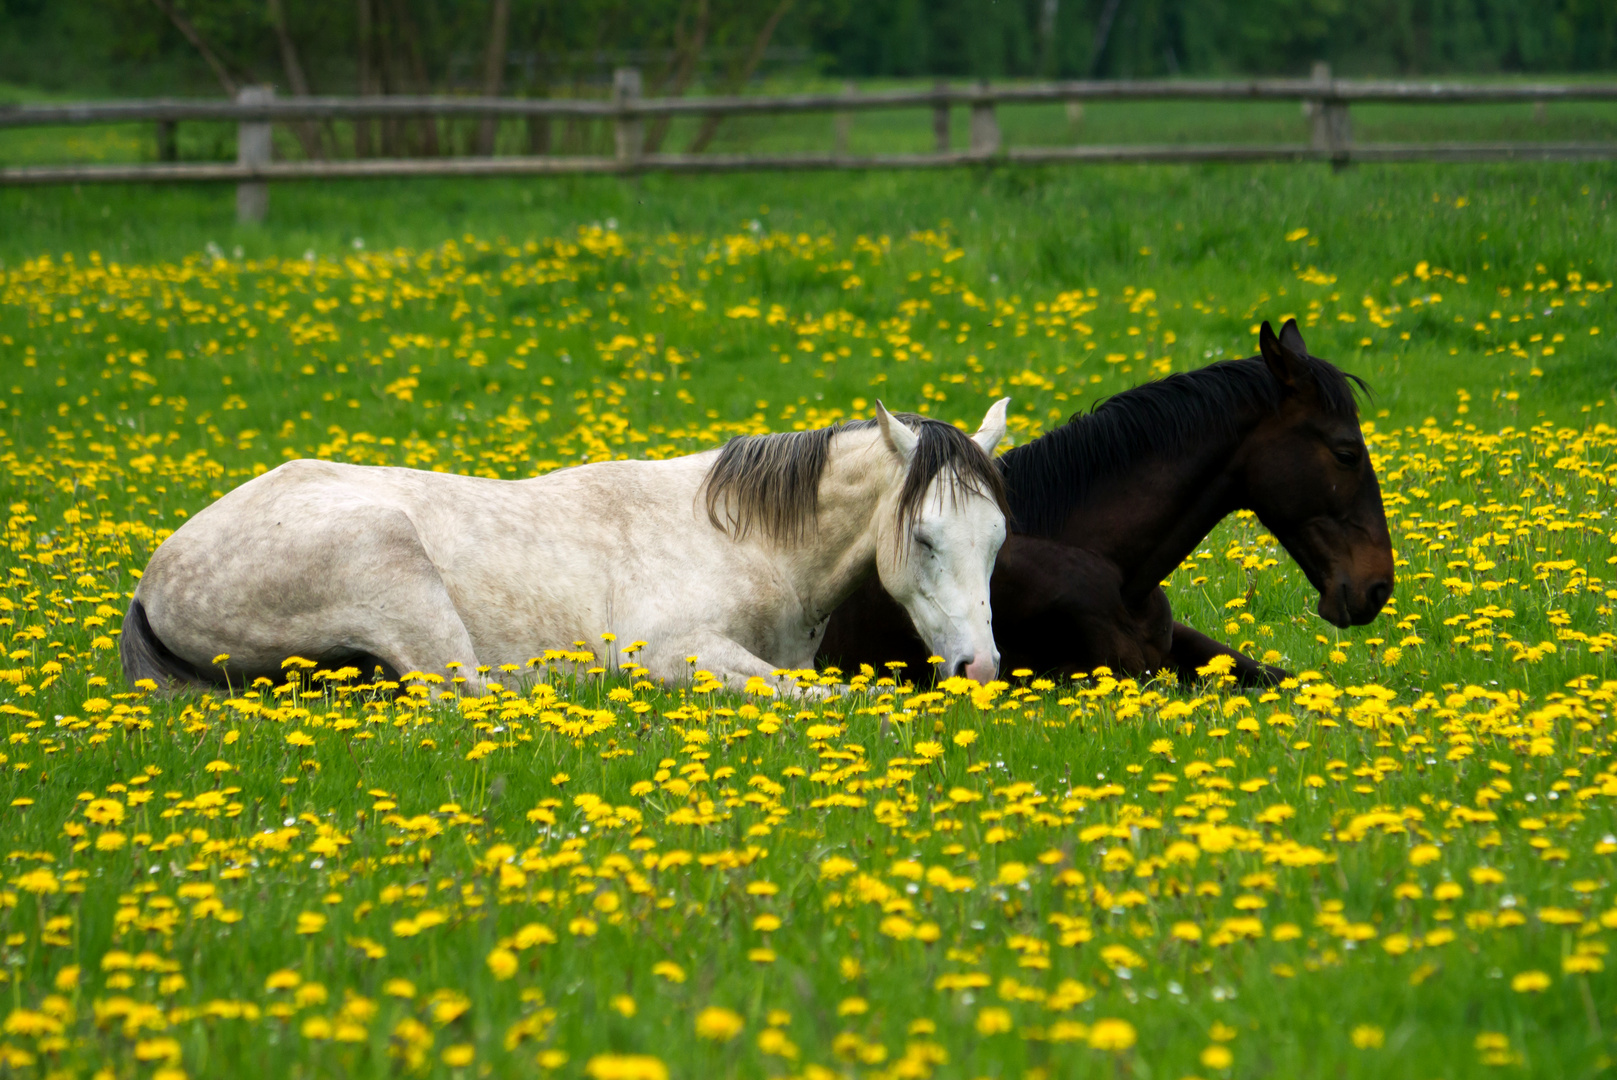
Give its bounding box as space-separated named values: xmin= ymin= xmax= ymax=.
xmin=1258 ymin=319 xmax=1303 ymax=390
xmin=1277 ymin=318 xmax=1308 ymax=356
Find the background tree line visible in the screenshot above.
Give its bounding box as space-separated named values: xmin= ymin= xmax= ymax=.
xmin=1 ymin=0 xmax=1612 ymax=107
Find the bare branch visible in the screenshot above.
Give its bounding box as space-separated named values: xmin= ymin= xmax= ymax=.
xmin=145 ymin=0 xmax=240 ymax=96
xmin=646 ymin=0 xmax=709 ymax=153
xmin=688 ymin=0 xmax=795 ymax=153
xmin=266 ymin=0 xmax=325 ymax=158
xmin=1088 ymin=0 xmax=1124 ymax=77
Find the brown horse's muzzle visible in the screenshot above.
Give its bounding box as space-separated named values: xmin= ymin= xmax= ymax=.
xmin=1317 ymin=572 xmax=1393 ymax=628
xmin=1296 ymin=518 xmax=1395 ymax=628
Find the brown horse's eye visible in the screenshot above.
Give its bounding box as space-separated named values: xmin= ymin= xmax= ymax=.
xmin=1333 ymin=448 xmax=1361 ymax=468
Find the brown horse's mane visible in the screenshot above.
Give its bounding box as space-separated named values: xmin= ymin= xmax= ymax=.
xmin=1000 ymin=354 xmax=1367 ymax=537
xmin=703 ymin=413 xmax=1008 ymax=543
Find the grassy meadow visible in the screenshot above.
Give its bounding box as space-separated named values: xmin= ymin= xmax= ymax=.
xmin=0 ymin=152 xmax=1613 ymax=1079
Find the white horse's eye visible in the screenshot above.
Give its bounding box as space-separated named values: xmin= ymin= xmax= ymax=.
xmin=914 ymin=533 xmax=936 ymax=552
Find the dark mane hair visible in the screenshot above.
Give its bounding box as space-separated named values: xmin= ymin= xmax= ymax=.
xmin=1001 ymin=354 xmax=1366 ymax=537
xmin=702 ymin=413 xmax=1008 ymax=543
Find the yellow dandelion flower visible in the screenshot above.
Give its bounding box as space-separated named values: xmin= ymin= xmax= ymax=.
xmin=83 ymin=799 xmax=124 ymax=825
xmin=1564 ymin=954 xmax=1603 ymax=974
xmin=975 ymin=1007 xmax=1013 ymax=1035
xmin=486 ymin=947 xmax=518 ymax=980
xmin=1087 ymin=1018 xmax=1137 ymax=1051
xmin=1511 ymin=970 xmax=1550 ymax=993
xmin=585 ymin=1055 xmax=668 ymax=1080
xmin=694 ymin=1006 xmax=744 ymax=1041
xmin=1408 ymin=844 xmax=1441 ymax=866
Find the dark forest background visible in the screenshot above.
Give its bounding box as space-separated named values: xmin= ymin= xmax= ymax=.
xmin=2 ymin=0 xmax=1614 ymax=102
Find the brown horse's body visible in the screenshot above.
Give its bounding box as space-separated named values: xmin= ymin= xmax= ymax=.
xmin=819 ymin=321 xmax=1395 ymax=685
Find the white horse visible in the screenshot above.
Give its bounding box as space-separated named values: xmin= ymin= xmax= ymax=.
xmin=121 ymin=401 xmax=1011 ymax=694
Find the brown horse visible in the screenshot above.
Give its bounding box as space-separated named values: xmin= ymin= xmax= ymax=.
xmin=819 ymin=320 xmax=1394 ymax=686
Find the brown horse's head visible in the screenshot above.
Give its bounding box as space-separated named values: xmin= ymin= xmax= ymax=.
xmin=1241 ymin=320 xmax=1394 ymax=628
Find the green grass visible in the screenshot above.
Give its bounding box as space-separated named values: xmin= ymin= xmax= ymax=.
xmin=0 ymin=157 xmax=1612 ymax=1079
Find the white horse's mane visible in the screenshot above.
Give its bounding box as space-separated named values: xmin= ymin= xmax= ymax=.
xmin=700 ymin=414 xmax=1007 ymax=544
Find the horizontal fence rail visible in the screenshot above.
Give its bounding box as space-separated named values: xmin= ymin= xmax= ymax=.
xmin=6 ymin=143 xmax=1617 ymax=186
xmin=3 ymin=68 xmax=1615 ymax=222
xmin=6 ymin=79 xmax=1617 ymax=128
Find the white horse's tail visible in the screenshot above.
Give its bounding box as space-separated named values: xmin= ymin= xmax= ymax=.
xmin=120 ymin=598 xmax=217 ymax=691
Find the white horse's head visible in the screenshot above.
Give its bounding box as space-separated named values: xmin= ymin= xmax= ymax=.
xmin=872 ymin=399 xmax=1009 ymax=684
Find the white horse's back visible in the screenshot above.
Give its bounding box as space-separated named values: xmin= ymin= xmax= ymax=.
xmin=135 ymin=455 xmax=744 ymax=675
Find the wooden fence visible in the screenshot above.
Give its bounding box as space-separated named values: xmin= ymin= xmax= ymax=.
xmin=4 ymin=65 xmax=1615 ymax=223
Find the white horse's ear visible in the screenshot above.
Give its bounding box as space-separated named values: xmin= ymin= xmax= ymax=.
xmin=875 ymin=401 xmax=918 ymax=465
xmin=973 ymin=397 xmax=1010 ymax=456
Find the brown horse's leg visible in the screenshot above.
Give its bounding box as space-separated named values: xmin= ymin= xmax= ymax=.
xmin=1167 ymin=622 xmax=1289 ymax=687
xmin=817 ymin=574 xmax=930 ymax=675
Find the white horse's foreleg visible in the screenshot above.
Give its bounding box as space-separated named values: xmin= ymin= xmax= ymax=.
xmin=641 ymin=632 xmax=815 ymax=697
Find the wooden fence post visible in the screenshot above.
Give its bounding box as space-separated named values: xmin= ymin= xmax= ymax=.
xmin=613 ymin=67 xmax=643 ymax=165
xmin=1304 ymin=60 xmax=1327 ymax=127
xmin=970 ymin=81 xmax=1000 ymax=156
xmin=156 ymin=120 xmax=177 ymax=163
xmin=1307 ymin=60 xmax=1351 ymax=167
xmin=932 ymin=80 xmax=950 ymax=152
xmin=834 ymin=81 xmax=855 ymax=157
xmin=236 ymin=85 xmax=273 ymax=224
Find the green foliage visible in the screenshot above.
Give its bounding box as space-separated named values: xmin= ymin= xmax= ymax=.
xmin=1 ymin=0 xmax=1614 ymax=103
xmin=817 ymin=0 xmax=1617 ymax=78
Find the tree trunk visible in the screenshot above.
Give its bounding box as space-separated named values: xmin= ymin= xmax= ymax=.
xmin=477 ymin=0 xmax=512 ymax=155
xmin=374 ymin=0 xmax=402 ymax=154
xmin=355 ymin=0 xmax=374 ymax=156
xmin=562 ymin=74 xmax=584 ymax=154
xmin=1039 ymin=0 xmax=1059 ymax=77
xmin=688 ymin=0 xmax=794 ymax=154
xmin=266 ymin=0 xmax=325 ymax=159
xmin=526 ymin=113 xmax=551 ymax=155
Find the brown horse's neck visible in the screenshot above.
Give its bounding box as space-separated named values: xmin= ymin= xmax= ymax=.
xmin=1064 ymin=436 xmax=1248 ymax=605
xmin=1003 ymin=409 xmax=1263 ymax=607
